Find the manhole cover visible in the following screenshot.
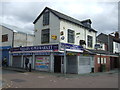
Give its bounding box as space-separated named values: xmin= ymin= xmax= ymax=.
xmin=11 ymin=79 xmax=26 ymax=82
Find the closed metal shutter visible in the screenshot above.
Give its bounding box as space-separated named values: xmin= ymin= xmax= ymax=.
xmin=67 ymin=56 xmax=77 ymax=74
xmin=79 ymin=56 xmax=91 ymax=74
xmin=12 ymin=56 xmax=22 ymax=68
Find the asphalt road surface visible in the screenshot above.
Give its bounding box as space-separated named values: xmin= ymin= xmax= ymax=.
xmin=2 ymin=69 xmax=118 ymax=88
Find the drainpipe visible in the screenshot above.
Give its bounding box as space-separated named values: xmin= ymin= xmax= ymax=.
xmin=12 ymin=32 xmax=14 ymax=47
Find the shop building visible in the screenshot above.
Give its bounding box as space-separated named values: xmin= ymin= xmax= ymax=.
xmin=33 ymin=7 xmax=97 ymax=49
xmin=10 ymin=7 xmax=97 ymax=74
xmin=10 ymin=43 xmax=94 ymax=74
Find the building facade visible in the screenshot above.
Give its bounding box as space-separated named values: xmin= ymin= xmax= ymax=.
xmin=9 ymin=7 xmax=98 ymax=74
xmin=94 ymin=32 xmax=120 ymax=72
xmin=0 ymin=24 xmax=34 ymax=65
xmin=33 ymin=7 xmax=97 ymax=49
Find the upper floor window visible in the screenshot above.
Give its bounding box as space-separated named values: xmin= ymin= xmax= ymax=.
xmin=68 ymin=29 xmax=75 ymax=43
xmin=87 ymin=35 xmax=93 ymax=48
xmin=43 ymin=11 xmax=49 ymax=25
xmin=2 ymin=34 xmax=8 ymax=42
xmin=41 ymin=29 xmax=50 ymax=44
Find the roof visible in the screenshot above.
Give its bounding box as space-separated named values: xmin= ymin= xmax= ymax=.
xmin=33 ymin=7 xmax=97 ymax=33
xmin=81 ymin=19 xmax=92 ymax=24
xmin=97 ymin=33 xmax=120 ymax=43
xmin=88 ymin=49 xmax=118 ymax=55
xmin=0 ymin=23 xmax=34 ymax=35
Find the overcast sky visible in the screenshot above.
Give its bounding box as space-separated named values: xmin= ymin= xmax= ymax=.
xmin=0 ymin=0 xmax=119 ymax=35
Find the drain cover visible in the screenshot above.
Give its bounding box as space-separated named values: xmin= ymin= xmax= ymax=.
xmin=11 ymin=79 xmax=26 ymax=82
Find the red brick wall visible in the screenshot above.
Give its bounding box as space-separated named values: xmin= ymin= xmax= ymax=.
xmin=94 ymin=55 xmax=110 ymax=72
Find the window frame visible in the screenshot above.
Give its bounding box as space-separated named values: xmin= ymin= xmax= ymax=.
xmin=41 ymin=29 xmax=50 ymax=44
xmin=87 ymin=35 xmax=93 ymax=48
xmin=2 ymin=34 xmax=8 ymax=42
xmin=67 ymin=29 xmax=75 ymax=43
xmin=97 ymin=57 xmax=100 ymax=64
xmin=43 ymin=11 xmax=50 ymax=26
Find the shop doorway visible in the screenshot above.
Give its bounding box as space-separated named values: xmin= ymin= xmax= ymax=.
xmin=54 ymin=56 xmax=61 ymax=73
xmin=23 ymin=56 xmax=33 ymax=69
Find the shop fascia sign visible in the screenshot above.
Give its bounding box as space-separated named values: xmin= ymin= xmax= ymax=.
xmin=59 ymin=43 xmax=84 ymax=52
xmin=11 ymin=44 xmax=58 ymax=52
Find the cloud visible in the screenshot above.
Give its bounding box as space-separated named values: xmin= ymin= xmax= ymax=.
xmin=0 ymin=1 xmax=118 ymax=35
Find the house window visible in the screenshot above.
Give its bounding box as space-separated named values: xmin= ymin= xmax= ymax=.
xmin=68 ymin=29 xmax=75 ymax=43
xmin=87 ymin=35 xmax=93 ymax=48
xmin=97 ymin=57 xmax=100 ymax=64
xmin=2 ymin=34 xmax=8 ymax=42
xmin=104 ymin=58 xmax=106 ymax=64
xmin=101 ymin=58 xmax=103 ymax=64
xmin=41 ymin=29 xmax=50 ymax=43
xmin=43 ymin=11 xmax=49 ymax=25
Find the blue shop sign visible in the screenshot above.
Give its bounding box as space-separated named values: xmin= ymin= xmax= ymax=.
xmin=11 ymin=44 xmax=58 ymax=52
xmin=60 ymin=43 xmax=84 ymax=51
xmin=34 ymin=52 xmax=50 ymax=55
xmin=12 ymin=53 xmax=22 ymax=56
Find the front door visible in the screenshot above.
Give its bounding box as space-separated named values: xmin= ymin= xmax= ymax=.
xmin=54 ymin=56 xmax=61 ymax=73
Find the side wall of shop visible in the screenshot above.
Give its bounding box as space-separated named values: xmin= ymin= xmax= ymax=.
xmin=94 ymin=55 xmax=110 ymax=72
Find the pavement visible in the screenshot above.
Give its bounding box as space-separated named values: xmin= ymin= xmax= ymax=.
xmin=1 ymin=67 xmax=119 ymax=88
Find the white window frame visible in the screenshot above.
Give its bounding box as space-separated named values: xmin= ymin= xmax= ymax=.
xmin=104 ymin=58 xmax=107 ymax=64
xmin=97 ymin=57 xmax=100 ymax=64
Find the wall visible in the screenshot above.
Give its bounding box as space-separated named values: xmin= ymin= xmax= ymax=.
xmin=27 ymin=34 xmax=34 ymax=46
xmin=60 ymin=20 xmax=96 ymax=49
xmin=60 ymin=20 xmax=85 ymax=45
xmin=1 ymin=26 xmax=13 ymax=47
xmin=14 ymin=32 xmax=34 ymax=47
xmin=86 ymin=30 xmax=96 ymax=49
xmin=34 ymin=10 xmax=60 ymax=45
xmin=94 ymin=55 xmax=110 ymax=72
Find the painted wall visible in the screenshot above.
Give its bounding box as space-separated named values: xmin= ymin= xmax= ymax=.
xmin=60 ymin=19 xmax=96 ymax=49
xmin=34 ymin=10 xmax=60 ymax=45
xmin=60 ymin=20 xmax=85 ymax=45
xmin=1 ymin=26 xmax=13 ymax=47
xmin=86 ymin=30 xmax=97 ymax=49
xmin=14 ymin=32 xmax=34 ymax=47
xmin=1 ymin=25 xmax=34 ymax=47
xmin=34 ymin=9 xmax=97 ymax=50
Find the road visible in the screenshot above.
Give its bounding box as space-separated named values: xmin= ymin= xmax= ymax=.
xmin=2 ymin=69 xmax=118 ymax=88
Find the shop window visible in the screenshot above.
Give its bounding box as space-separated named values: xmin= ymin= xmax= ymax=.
xmin=68 ymin=29 xmax=75 ymax=43
xmin=41 ymin=29 xmax=50 ymax=43
xmin=43 ymin=11 xmax=49 ymax=25
xmin=87 ymin=35 xmax=93 ymax=48
xmin=2 ymin=34 xmax=8 ymax=42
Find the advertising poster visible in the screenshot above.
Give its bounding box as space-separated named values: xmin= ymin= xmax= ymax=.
xmin=35 ymin=56 xmax=49 ymax=71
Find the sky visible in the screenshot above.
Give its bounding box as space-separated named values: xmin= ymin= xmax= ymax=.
xmin=0 ymin=0 xmax=119 ymax=35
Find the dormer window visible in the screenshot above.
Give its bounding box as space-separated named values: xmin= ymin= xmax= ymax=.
xmin=43 ymin=11 xmax=49 ymax=25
